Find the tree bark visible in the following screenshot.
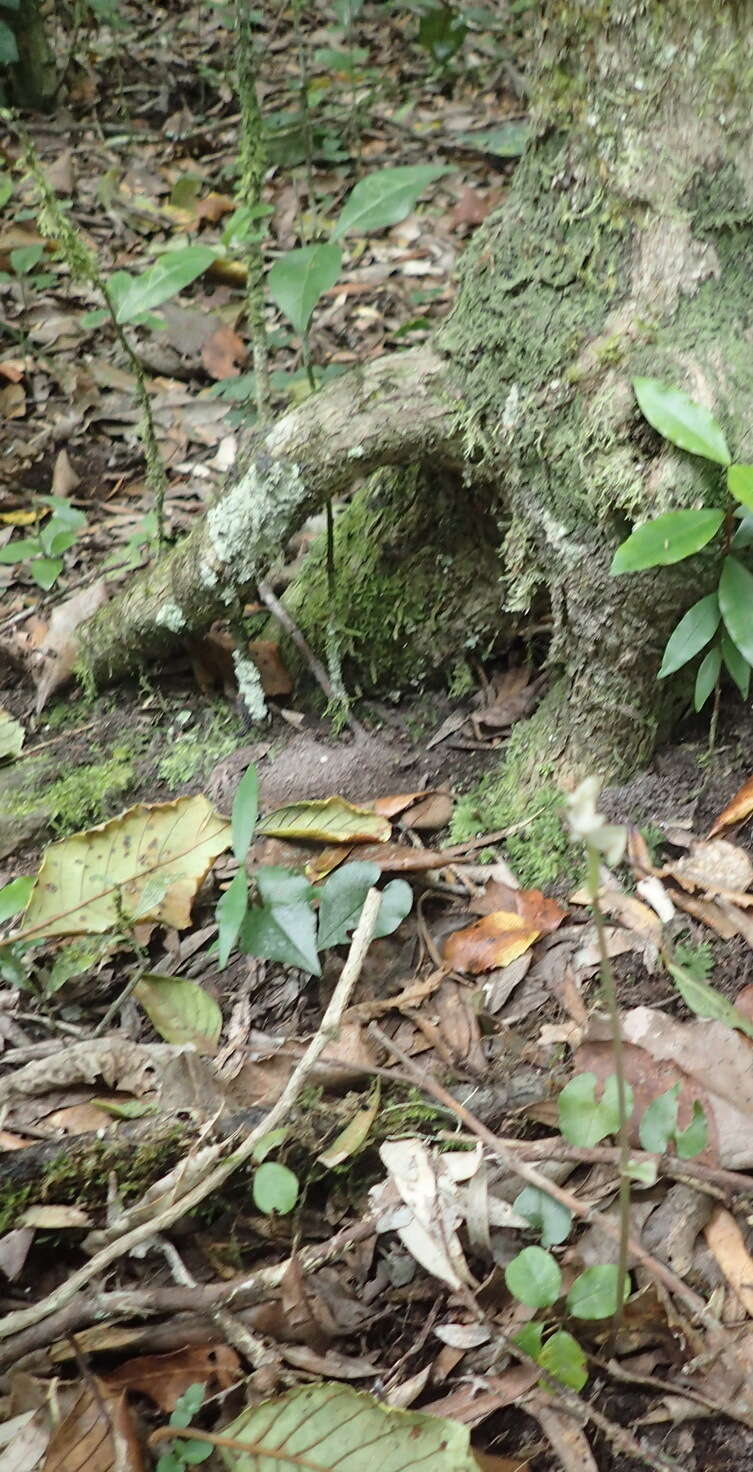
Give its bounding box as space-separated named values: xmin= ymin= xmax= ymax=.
xmin=0 ymin=0 xmax=57 ymax=109
xmin=78 ymin=346 xmax=459 ymax=685
xmin=78 ymin=0 xmax=753 ymax=791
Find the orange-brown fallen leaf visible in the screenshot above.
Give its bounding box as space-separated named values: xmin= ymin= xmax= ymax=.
xmin=470 ymin=881 xmax=566 ymax=934
xmin=708 ymin=775 xmax=753 ymax=838
xmin=104 ymin=1344 xmax=241 ymax=1412
xmin=443 ymin=912 xmax=540 ymax=974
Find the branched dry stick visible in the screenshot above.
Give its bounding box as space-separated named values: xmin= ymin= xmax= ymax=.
xmin=0 ymin=890 xmax=382 ymax=1346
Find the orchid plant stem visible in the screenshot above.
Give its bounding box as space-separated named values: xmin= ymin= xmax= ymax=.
xmin=586 ymin=843 xmax=631 ymax=1338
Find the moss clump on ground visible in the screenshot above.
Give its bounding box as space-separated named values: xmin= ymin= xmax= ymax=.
xmin=451 ymin=725 xmax=573 ymax=889
xmin=157 ymin=708 xmax=240 ymax=786
xmin=7 ymin=746 xmax=135 ymax=835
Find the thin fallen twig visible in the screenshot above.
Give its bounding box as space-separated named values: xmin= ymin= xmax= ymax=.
xmin=256 ymin=577 xmax=365 ymax=737
xmin=369 ymin=1024 xmax=725 ymax=1337
xmin=496 ymin=1139 xmax=753 ymax=1201
xmin=0 ymin=1217 xmax=377 ymax=1370
xmin=0 ymin=890 xmax=382 ymax=1345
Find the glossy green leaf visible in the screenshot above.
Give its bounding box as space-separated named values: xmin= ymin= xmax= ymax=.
xmin=267 ymin=243 xmax=342 ymax=336
xmin=658 ymin=593 xmax=720 ymax=678
xmin=505 ymin=1246 xmax=562 ymax=1308
xmin=216 ymin=868 xmax=248 ymax=968
xmin=638 ymin=1084 xmax=679 ymax=1153
xmin=676 ymin=1101 xmax=708 ymax=1159
xmin=30 ymin=557 xmax=63 ymax=590
xmin=558 ymin=1073 xmax=633 ymax=1147
xmin=0 ymin=876 xmax=35 ymax=926
xmin=538 ymin=1330 xmax=588 ymax=1391
xmin=333 ymin=164 xmax=449 ymax=240
xmin=610 ymin=509 xmax=723 ymax=574
xmin=513 ymin=1322 xmax=544 ymax=1358
xmin=694 ymin=644 xmax=721 ymax=711
xmin=241 ymin=900 xmax=321 ymax=975
xmin=719 ymin=556 xmax=753 ymax=666
xmin=232 ymin=764 xmax=258 ymax=861
xmin=114 ymin=246 xmax=215 ymax=324
xmin=633 ymin=378 xmax=731 ymax=465
xmin=0 ymin=539 xmax=39 ymax=563
xmin=728 ymin=464 xmax=753 ymax=510
xmin=512 ymin=1186 xmax=572 ymax=1248
xmin=253 ymin=1161 xmax=299 ymax=1215
xmin=721 ymin=629 xmax=751 ymax=698
xmin=667 ymin=957 xmax=753 ymax=1040
xmin=732 ymin=509 xmax=753 ymax=550
xmin=566 ymin=1265 xmax=630 ymax=1320
xmin=135 ymin=973 xmax=223 ymax=1053
xmin=257 ymin=867 xmax=315 ymax=906
xmin=317 ymin=862 xmax=413 ymax=949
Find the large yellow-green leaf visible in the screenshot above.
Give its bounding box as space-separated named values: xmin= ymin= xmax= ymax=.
xmin=219 ymin=1384 xmax=479 ymax=1472
xmin=135 ymin=973 xmax=222 ymax=1053
xmin=18 ymin=796 xmax=231 ymax=941
xmin=256 ymin=797 xmax=391 ymax=844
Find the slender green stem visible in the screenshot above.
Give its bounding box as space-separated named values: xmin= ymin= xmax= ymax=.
xmin=586 ymin=843 xmax=631 ymax=1336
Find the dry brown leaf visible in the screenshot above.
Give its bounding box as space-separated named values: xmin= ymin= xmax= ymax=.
xmin=471 ymin=881 xmax=566 ymax=935
xmin=32 ymin=580 xmax=108 ymax=712
xmin=43 ymin=1382 xmax=144 ymax=1472
xmin=51 ymin=449 xmax=80 ymax=496
xmin=708 ymin=775 xmax=753 ymax=838
xmin=704 ymin=1206 xmax=753 ymax=1318
xmin=202 ymin=322 xmax=247 ymax=379
xmin=399 ymin=790 xmax=454 ymax=830
xmin=248 ymin=638 xmax=293 ymax=696
xmin=104 ymin=1344 xmax=241 ymax=1411
xmin=662 ymin=839 xmax=753 ymax=897
xmin=443 ymin=912 xmax=539 ymax=973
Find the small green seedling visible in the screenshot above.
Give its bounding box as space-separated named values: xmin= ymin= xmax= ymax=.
xmin=215 ymin=765 xmax=413 ymax=974
xmin=0 ymin=496 xmax=86 ymax=590
xmin=155 ymin=1384 xmax=211 ymax=1472
xmin=611 ymin=377 xmax=753 ymax=712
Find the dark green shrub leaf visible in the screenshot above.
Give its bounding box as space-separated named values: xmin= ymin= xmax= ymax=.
xmin=610 ymin=509 xmax=723 ymax=574
xmin=374 ymin=878 xmax=413 ymax=937
xmin=694 ymin=644 xmax=721 ymax=711
xmin=505 ymin=1246 xmax=562 ymax=1308
xmin=267 ymin=243 xmax=342 ymax=336
xmin=538 ymin=1330 xmax=588 ymax=1391
xmin=658 ymin=593 xmax=720 ymax=678
xmin=513 ymin=1186 xmax=572 ymax=1247
xmin=317 ymin=862 xmax=380 ymax=949
xmin=513 ymin=1321 xmax=544 ymax=1358
xmin=253 ymin=1161 xmax=299 ymax=1215
xmin=333 ymin=165 xmax=449 ymax=240
xmin=728 ymin=464 xmax=753 ymax=510
xmin=216 ymin=868 xmax=248 ymax=968
xmin=241 ymin=901 xmax=321 ymax=975
xmin=232 ymin=764 xmax=258 ymax=861
xmin=639 ymin=1084 xmax=679 ymax=1153
xmin=719 ymin=556 xmax=753 ymax=665
xmin=114 ymin=246 xmax=215 ymax=323
xmin=633 ymin=378 xmax=731 ymax=465
xmin=566 ymin=1265 xmax=630 ymax=1320
xmin=30 ymin=557 xmax=63 ymax=590
xmin=721 ymin=630 xmax=751 ymax=698
xmin=558 ymin=1073 xmax=633 ymax=1147
xmin=0 ymin=539 xmax=39 ymax=563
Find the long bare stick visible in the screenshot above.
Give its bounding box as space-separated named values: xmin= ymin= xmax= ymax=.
xmin=0 ymin=890 xmax=382 ymax=1344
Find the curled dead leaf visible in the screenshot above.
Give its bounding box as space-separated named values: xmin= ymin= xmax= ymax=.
xmin=443 ymin=912 xmax=540 ymax=974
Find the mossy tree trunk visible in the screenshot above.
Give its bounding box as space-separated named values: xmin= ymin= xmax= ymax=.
xmin=78 ymin=0 xmax=753 ymax=798
xmin=436 ymin=0 xmax=753 ymax=785
xmin=0 ymin=0 xmax=57 ymax=109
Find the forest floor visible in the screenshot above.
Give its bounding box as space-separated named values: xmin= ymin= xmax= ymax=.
xmin=3 ymin=3 xmax=753 ymax=1470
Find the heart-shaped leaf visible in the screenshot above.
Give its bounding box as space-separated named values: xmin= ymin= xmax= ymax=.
xmin=241 ymin=901 xmax=321 ymax=975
